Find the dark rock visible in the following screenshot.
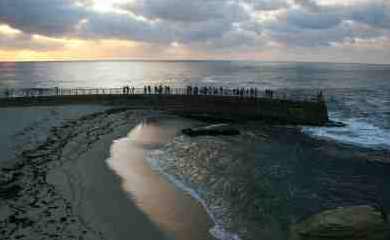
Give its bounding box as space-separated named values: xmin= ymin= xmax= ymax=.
xmin=325 ymin=120 xmax=346 ymax=127
xmin=0 ymin=184 xmax=22 ymax=199
xmin=290 ymin=205 xmax=390 ymax=240
xmin=182 ymin=124 xmax=240 ymax=137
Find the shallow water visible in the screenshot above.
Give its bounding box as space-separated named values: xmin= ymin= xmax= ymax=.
xmin=141 ymin=119 xmax=390 ymax=239
xmin=106 ymin=118 xmax=214 ymax=240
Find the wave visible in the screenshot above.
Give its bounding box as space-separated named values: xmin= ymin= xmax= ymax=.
xmin=145 ymin=149 xmax=241 ymax=240
xmin=303 ymin=115 xmax=390 ymax=149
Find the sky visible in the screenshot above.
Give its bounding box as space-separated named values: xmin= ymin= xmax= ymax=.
xmin=0 ymin=0 xmax=389 ymax=63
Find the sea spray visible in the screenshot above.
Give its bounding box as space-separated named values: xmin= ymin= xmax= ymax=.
xmin=303 ymin=113 xmax=390 ymax=149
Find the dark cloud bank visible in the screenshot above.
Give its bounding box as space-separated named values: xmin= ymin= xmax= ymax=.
xmin=0 ymin=0 xmax=389 ymax=61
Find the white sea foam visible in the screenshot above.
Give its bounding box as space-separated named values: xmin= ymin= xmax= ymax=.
xmin=303 ymin=115 xmax=390 ymax=149
xmin=145 ymin=150 xmax=242 ymax=240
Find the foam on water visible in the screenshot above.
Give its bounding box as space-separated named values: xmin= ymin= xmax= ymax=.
xmin=145 ymin=150 xmax=242 ymax=240
xmin=303 ymin=114 xmax=390 ymax=149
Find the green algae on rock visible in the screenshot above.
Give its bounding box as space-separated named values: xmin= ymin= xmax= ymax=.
xmin=290 ymin=205 xmax=390 ymax=240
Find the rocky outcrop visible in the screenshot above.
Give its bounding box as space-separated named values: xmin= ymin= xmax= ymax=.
xmin=324 ymin=120 xmax=347 ymax=127
xmin=290 ymin=205 xmax=390 ymax=240
xmin=182 ymin=124 xmax=240 ymax=137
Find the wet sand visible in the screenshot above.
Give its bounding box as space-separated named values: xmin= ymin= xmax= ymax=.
xmin=0 ymin=107 xmax=214 ymax=240
xmin=107 ymin=119 xmax=214 ymax=240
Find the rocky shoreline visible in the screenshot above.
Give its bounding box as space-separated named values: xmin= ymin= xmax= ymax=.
xmin=1 ymin=106 xmax=389 ymax=240
xmin=147 ymin=122 xmax=390 ymax=240
xmin=0 ymin=107 xmax=150 ymax=240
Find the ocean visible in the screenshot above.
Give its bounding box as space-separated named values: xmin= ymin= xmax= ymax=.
xmin=0 ymin=60 xmax=389 ymax=149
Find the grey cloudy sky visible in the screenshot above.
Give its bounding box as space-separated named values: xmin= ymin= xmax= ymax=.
xmin=0 ymin=0 xmax=389 ymax=63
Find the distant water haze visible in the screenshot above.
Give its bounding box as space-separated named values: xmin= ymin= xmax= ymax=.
xmin=0 ymin=61 xmax=389 ymax=90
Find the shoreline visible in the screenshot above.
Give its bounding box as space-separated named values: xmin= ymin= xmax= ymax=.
xmin=145 ymin=121 xmax=390 ymax=239
xmin=0 ymin=105 xmax=389 ymax=240
xmin=0 ymin=106 xmax=217 ymax=240
xmin=0 ymin=107 xmax=168 ymax=239
xmin=106 ymin=118 xmax=215 ymax=240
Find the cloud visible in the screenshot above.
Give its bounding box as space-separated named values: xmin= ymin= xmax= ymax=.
xmin=0 ymin=34 xmax=64 ymax=51
xmin=0 ymin=25 xmax=64 ymax=51
xmin=80 ymin=0 xmax=253 ymax=45
xmin=0 ymin=0 xmax=389 ymax=62
xmin=287 ymin=0 xmax=390 ymax=30
xmin=262 ymin=0 xmax=390 ymax=49
xmin=121 ymin=0 xmax=248 ymax=23
xmin=0 ymin=0 xmax=85 ymax=36
xmin=286 ymin=8 xmax=342 ymax=29
xmin=247 ymin=0 xmax=289 ymax=11
xmin=350 ymin=1 xmax=390 ymax=29
xmin=268 ymin=20 xmax=384 ymax=48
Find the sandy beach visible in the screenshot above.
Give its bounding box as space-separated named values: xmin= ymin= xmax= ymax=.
xmin=0 ymin=105 xmax=218 ymax=240
xmin=0 ymin=104 xmax=389 ymax=240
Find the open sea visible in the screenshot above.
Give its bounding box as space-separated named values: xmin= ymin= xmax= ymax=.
xmin=0 ymin=60 xmax=389 ymax=149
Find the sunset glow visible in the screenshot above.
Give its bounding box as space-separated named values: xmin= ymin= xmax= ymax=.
xmin=0 ymin=0 xmax=389 ymax=63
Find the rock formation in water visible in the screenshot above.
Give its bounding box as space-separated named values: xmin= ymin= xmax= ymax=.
xmin=182 ymin=124 xmax=240 ymax=137
xmin=289 ymin=205 xmax=390 ymax=240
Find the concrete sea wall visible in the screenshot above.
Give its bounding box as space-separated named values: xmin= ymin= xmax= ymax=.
xmin=0 ymin=94 xmax=329 ymax=125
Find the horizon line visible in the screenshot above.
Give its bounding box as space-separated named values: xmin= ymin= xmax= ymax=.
xmin=0 ymin=58 xmax=389 ymax=66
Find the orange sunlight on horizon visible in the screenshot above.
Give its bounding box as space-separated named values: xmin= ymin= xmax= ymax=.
xmin=0 ymin=37 xmax=150 ymax=62
xmin=0 ymin=34 xmax=220 ymax=62
xmin=0 ymin=23 xmax=271 ymax=62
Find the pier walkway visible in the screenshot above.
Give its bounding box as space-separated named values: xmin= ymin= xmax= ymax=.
xmin=0 ymin=87 xmax=329 ymax=125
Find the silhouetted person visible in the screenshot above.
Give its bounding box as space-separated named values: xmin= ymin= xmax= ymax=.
xmin=4 ymin=89 xmax=10 ymax=97
xmin=55 ymin=87 xmax=60 ymax=96
xmin=317 ymin=90 xmax=324 ymax=102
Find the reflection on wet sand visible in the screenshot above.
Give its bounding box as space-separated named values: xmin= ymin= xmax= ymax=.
xmin=107 ymin=118 xmax=213 ymax=240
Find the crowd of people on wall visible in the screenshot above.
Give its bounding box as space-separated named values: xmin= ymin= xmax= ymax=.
xmin=143 ymin=85 xmax=172 ymax=95
xmin=137 ymin=85 xmax=274 ymax=98
xmin=2 ymin=85 xmax=324 ymax=103
xmin=122 ymin=85 xmax=135 ymax=94
xmin=135 ymin=85 xmax=325 ymax=102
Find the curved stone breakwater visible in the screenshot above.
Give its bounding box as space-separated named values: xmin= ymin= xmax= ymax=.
xmin=0 ymin=92 xmax=329 ymax=126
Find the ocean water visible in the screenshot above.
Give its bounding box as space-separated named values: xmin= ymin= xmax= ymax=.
xmin=0 ymin=60 xmax=389 ymax=149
